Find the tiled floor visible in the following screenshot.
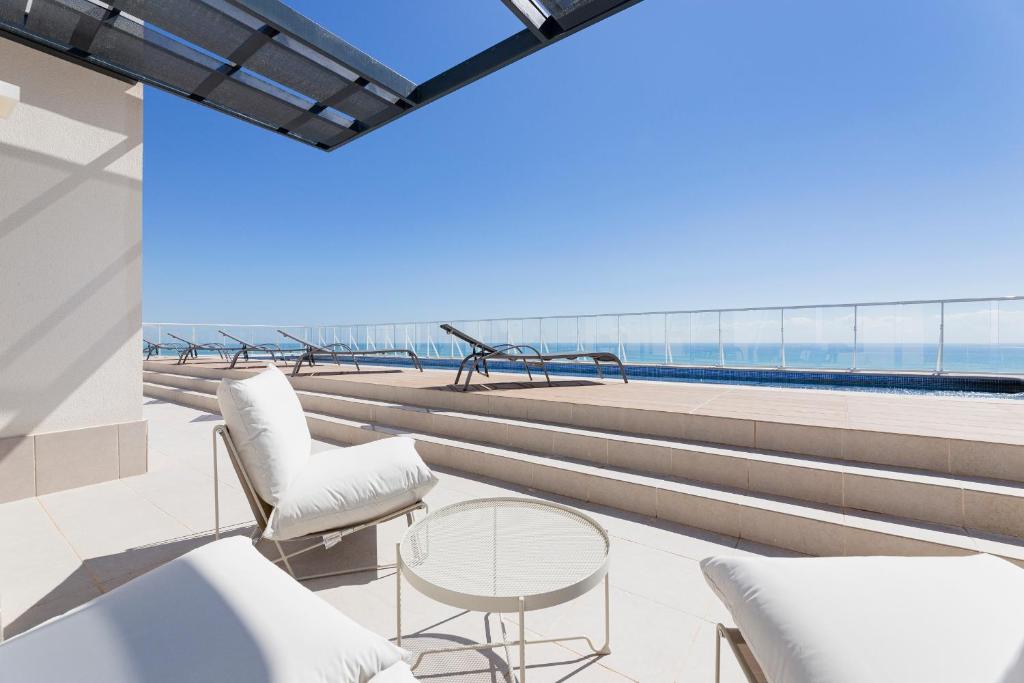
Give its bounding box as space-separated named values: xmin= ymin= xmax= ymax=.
xmin=0 ymin=399 xmax=799 ymax=681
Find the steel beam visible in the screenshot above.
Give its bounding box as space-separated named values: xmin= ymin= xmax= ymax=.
xmin=224 ymin=0 xmax=416 ymax=100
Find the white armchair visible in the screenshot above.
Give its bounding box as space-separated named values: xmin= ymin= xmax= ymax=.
xmin=213 ymin=365 xmax=437 ymax=580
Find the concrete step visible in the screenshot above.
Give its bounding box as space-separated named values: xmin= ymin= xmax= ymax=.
xmin=142 ymin=376 xmax=1024 ymax=557
xmin=143 ymin=360 xmax=1024 ymax=486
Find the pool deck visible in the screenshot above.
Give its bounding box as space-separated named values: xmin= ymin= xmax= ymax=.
xmin=147 ymin=357 xmax=1024 ymax=446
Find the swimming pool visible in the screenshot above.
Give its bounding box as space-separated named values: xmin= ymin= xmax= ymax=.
xmin=287 ymin=353 xmax=1024 ymax=398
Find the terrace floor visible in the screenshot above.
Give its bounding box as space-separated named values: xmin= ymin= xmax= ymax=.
xmin=0 ymin=399 xmax=794 ymax=682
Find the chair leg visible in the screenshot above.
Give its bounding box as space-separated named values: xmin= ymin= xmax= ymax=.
xmin=212 ymin=428 xmax=221 ymax=540
xmin=274 ymin=540 xmax=298 ymax=578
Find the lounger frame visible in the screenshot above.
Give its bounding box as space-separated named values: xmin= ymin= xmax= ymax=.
xmin=166 ymin=332 xmax=232 ymax=364
xmin=143 ymin=338 xmax=189 ymax=361
xmin=277 ymin=329 xmax=423 ymax=377
xmin=212 ymin=424 xmax=426 ymax=581
xmin=218 ymin=330 xmax=286 ymax=369
xmin=715 ymin=623 xmax=767 ymax=683
xmin=440 ymin=324 xmax=628 ymax=391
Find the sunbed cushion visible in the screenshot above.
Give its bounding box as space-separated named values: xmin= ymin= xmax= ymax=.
xmin=0 ymin=537 xmax=407 ymax=682
xmin=217 ymin=365 xmax=310 ymax=505
xmin=370 ymin=662 xmax=419 ymax=682
xmin=266 ymin=436 xmax=437 ymax=541
xmin=700 ymin=553 xmax=1024 ymax=683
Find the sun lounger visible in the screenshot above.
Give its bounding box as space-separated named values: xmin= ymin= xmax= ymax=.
xmin=0 ymin=537 xmax=416 ymax=682
xmin=218 ymin=329 xmax=286 ymax=368
xmin=214 ymin=365 xmax=437 ymax=580
xmin=277 ymin=329 xmax=422 ymax=377
xmin=143 ymin=338 xmax=189 ymax=361
xmin=165 ymin=332 xmax=230 ymax=364
xmin=440 ymin=323 xmax=628 ymax=391
xmin=700 ymin=553 xmax=1024 ymax=683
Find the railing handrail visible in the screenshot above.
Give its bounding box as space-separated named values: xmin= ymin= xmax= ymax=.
xmin=144 ymin=294 xmax=1024 ymax=330
xmin=313 ymin=294 xmax=1024 ymax=329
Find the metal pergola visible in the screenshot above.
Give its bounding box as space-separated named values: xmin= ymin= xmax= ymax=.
xmin=0 ymin=0 xmax=643 ymax=151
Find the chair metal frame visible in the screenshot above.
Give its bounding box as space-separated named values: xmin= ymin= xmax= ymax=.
xmin=715 ymin=623 xmax=766 ymax=683
xmin=440 ymin=324 xmax=629 ymax=391
xmin=213 ymin=424 xmax=427 ymax=581
xmin=277 ymin=329 xmax=423 ymax=377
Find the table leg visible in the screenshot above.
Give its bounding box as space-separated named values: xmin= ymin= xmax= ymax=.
xmin=598 ymin=572 xmax=611 ymax=655
xmin=396 ymin=543 xmax=402 ymax=648
xmin=518 ymin=596 xmax=526 ymax=683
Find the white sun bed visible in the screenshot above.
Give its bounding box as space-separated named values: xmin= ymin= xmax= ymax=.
xmin=701 ymin=553 xmax=1024 ymax=683
xmin=0 ymin=537 xmax=415 ymax=682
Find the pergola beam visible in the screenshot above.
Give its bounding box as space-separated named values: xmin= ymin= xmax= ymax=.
xmin=498 ymin=0 xmax=552 ymax=40
xmin=225 ymin=0 xmax=416 ymax=100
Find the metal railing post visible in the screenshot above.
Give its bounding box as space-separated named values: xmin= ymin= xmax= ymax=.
xmin=617 ymin=315 xmax=624 ymax=361
xmin=852 ymin=305 xmax=858 ymax=370
xmin=937 ymin=302 xmax=945 ymax=373
xmin=718 ymin=311 xmax=724 ymax=366
xmin=664 ymin=313 xmax=669 ymax=364
xmin=780 ymin=308 xmax=786 ymax=369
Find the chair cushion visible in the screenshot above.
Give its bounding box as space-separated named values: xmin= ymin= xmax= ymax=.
xmin=217 ymin=365 xmax=310 ymax=505
xmin=701 ymin=553 xmax=1024 ymax=683
xmin=0 ymin=537 xmax=407 ymax=682
xmin=370 ymin=662 xmax=418 ymax=682
xmin=265 ymin=436 xmax=437 ymax=541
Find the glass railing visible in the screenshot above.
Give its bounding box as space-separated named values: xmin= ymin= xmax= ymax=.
xmin=143 ymin=295 xmax=1024 ymax=374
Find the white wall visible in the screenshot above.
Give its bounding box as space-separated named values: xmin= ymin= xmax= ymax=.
xmin=0 ymin=38 xmax=143 ymax=494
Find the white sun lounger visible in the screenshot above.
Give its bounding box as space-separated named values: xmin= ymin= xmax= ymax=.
xmin=0 ymin=537 xmax=417 ymax=682
xmin=701 ymin=553 xmax=1024 ymax=683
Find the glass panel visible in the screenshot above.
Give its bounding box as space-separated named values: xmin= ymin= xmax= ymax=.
xmin=618 ymin=314 xmax=666 ymax=364
xmin=721 ymin=310 xmax=782 ymax=367
xmin=667 ymin=311 xmax=719 ymax=365
xmin=783 ymin=307 xmax=855 ymax=369
xmin=579 ymin=316 xmax=618 ymax=355
xmin=452 ymin=320 xmax=480 ymax=357
xmin=488 ymin=320 xmax=509 ymax=347
xmin=370 ymin=324 xmax=394 ymax=349
xmin=507 ymin=319 xmax=524 ymax=349
xmin=855 ymin=303 xmax=941 ymax=371
xmin=521 ymin=318 xmax=541 ymax=352
xmin=416 ymin=323 xmax=438 ymax=358
xmin=942 ymin=300 xmax=1024 ymax=373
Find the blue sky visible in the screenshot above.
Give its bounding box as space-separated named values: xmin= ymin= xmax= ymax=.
xmin=142 ymin=0 xmax=1024 ymax=325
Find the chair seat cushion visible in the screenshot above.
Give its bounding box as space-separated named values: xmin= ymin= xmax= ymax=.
xmin=701 ymin=553 xmax=1024 ymax=683
xmin=0 ymin=537 xmax=407 ymax=683
xmin=265 ymin=436 xmax=438 ymax=541
xmin=370 ymin=662 xmax=419 ymax=682
xmin=216 ymin=365 xmax=311 ymax=506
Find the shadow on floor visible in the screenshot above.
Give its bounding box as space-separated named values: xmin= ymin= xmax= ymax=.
xmin=4 ymin=524 xmax=384 ymax=638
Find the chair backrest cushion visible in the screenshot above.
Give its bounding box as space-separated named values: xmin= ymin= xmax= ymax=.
xmin=216 ymin=365 xmax=310 ymax=505
xmin=701 ymin=553 xmax=1024 ymax=683
xmin=0 ymin=537 xmax=408 ymax=682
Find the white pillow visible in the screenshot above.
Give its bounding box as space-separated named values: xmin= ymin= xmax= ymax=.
xmin=701 ymin=553 xmax=1024 ymax=683
xmin=217 ymin=365 xmax=311 ymax=505
xmin=369 ymin=662 xmax=418 ymax=682
xmin=266 ymin=436 xmax=438 ymax=541
xmin=0 ymin=537 xmax=407 ymax=682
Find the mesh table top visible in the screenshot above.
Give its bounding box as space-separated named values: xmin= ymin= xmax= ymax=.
xmin=399 ymin=498 xmax=609 ymax=610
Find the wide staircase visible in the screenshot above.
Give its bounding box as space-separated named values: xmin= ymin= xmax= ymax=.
xmin=143 ymin=361 xmax=1024 ymax=566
